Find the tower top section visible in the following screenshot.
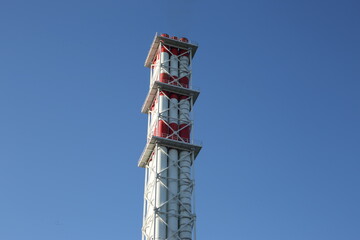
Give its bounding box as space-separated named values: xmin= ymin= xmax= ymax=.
xmin=144 ymin=33 xmax=198 ymax=68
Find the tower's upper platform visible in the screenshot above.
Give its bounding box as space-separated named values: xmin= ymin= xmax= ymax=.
xmin=144 ymin=33 xmax=198 ymax=68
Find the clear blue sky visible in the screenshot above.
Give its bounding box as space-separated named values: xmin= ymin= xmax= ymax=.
xmin=1 ymin=0 xmax=359 ymax=239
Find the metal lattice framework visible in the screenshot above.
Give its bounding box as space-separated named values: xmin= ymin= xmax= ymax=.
xmin=150 ymin=45 xmax=193 ymax=89
xmin=142 ymin=146 xmax=195 ymax=240
xmin=139 ymin=33 xmax=201 ymax=240
xmin=148 ymin=91 xmax=193 ymax=143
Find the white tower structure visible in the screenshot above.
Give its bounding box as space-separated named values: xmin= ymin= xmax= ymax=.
xmin=138 ymin=33 xmax=202 ymax=240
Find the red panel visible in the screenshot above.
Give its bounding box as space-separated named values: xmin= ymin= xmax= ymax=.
xmin=179 ymin=124 xmax=190 ymax=143
xmin=159 ymin=72 xmax=170 ymax=83
xmin=169 ymin=123 xmax=179 ymax=140
xmin=179 ymin=76 xmax=189 ymax=88
xmin=158 ymin=120 xmax=169 ymax=138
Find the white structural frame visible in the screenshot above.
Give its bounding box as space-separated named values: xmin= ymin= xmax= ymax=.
xmin=147 ymin=90 xmax=193 ymax=143
xmin=140 ymin=34 xmax=201 ymax=240
xmin=150 ymin=44 xmax=193 ymax=89
xmin=142 ymin=145 xmax=196 ymax=240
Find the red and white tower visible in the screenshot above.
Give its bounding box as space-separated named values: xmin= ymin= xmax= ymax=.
xmin=138 ymin=33 xmax=202 ymax=240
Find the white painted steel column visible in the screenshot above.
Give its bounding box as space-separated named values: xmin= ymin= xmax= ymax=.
xmin=178 ymin=37 xmax=193 ymax=240
xmin=170 ymin=53 xmax=178 ymax=78
xmin=179 ymin=37 xmax=190 ymax=88
xmin=167 ymin=148 xmax=178 ymax=240
xmin=168 ymin=39 xmax=180 ymax=239
xmin=155 ymin=145 xmax=168 ymax=239
xmin=158 ymin=92 xmax=169 ymax=138
xmin=169 ymin=38 xmax=179 ymax=139
xmin=147 ymin=112 xmax=151 ymax=139
xmin=179 ymin=150 xmax=193 ymax=240
xmin=169 ymin=94 xmax=179 ymax=140
xmin=156 ymin=81 xmax=169 ymax=240
xmin=179 ymin=96 xmax=190 ymax=143
xmin=152 ymin=54 xmax=160 ymax=85
xmin=170 ymin=37 xmax=179 ymax=86
xmin=167 ymin=93 xmax=179 ymax=239
xmin=179 ymin=55 xmax=189 ymax=88
xmin=160 ymin=34 xmax=170 ymax=84
xmin=150 ymin=95 xmax=158 ymax=138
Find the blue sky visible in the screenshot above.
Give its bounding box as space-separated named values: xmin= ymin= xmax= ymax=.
xmin=1 ymin=0 xmax=359 ymax=239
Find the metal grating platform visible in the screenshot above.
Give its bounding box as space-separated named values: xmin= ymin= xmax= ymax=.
xmin=145 ymin=33 xmax=198 ymax=68
xmin=138 ymin=135 xmax=202 ymax=168
xmin=141 ymin=81 xmax=200 ymax=114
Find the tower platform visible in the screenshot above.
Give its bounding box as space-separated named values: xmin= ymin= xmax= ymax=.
xmin=145 ymin=33 xmax=198 ymax=68
xmin=138 ymin=135 xmax=202 ymax=168
xmin=141 ymin=81 xmax=200 ymax=114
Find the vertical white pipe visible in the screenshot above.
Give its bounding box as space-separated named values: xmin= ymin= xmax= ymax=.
xmin=169 ymin=96 xmax=179 ymax=139
xmin=155 ymin=146 xmax=168 ymax=239
xmin=179 ymin=54 xmax=189 ymax=78
xmin=179 ymin=150 xmax=192 ymax=240
xmin=161 ymin=52 xmax=169 ymax=75
xmin=159 ymin=44 xmax=170 ymax=138
xmin=179 ymin=44 xmax=192 ymax=239
xmin=167 ymin=148 xmax=178 ymax=240
xmin=170 ymin=55 xmax=178 ymax=76
xmin=160 ymin=43 xmax=170 ymax=84
xmin=159 ymin=94 xmax=168 ymax=138
xmin=191 ymin=152 xmax=196 ymax=240
xmin=154 ymin=42 xmax=170 ymax=239
xmin=147 ymin=113 xmax=150 ymax=139
xmin=170 ymin=48 xmax=178 ymax=85
xmin=179 ymin=97 xmax=190 ymax=142
xmin=179 ymin=99 xmax=190 ymax=124
xmin=179 ymin=51 xmax=190 ymax=88
xmin=153 ymin=52 xmax=160 ymax=84
xmin=150 ymin=94 xmax=158 ymax=137
xmin=168 ymin=44 xmax=180 ymax=239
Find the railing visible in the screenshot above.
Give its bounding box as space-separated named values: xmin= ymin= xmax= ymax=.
xmin=146 ymin=131 xmax=202 ymax=146
xmin=160 ymin=133 xmax=190 ymax=143
xmin=150 ymin=67 xmax=191 ymax=89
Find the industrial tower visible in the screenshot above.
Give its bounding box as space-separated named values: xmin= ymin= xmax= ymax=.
xmin=138 ymin=33 xmax=202 ymax=240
